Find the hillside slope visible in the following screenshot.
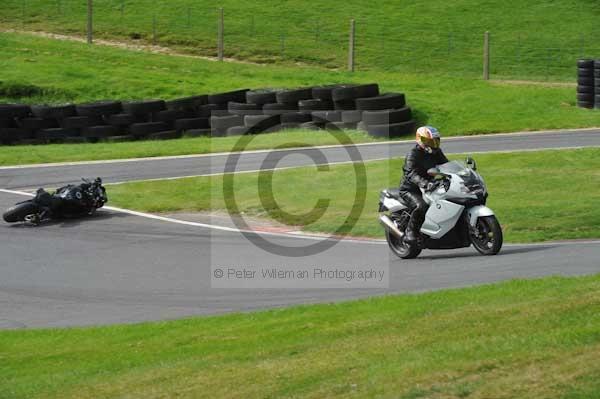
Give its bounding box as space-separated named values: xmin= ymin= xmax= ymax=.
xmin=1 ymin=0 xmax=598 ymax=78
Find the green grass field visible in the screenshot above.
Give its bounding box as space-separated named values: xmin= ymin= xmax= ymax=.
xmin=0 ymin=32 xmax=599 ymax=166
xmin=108 ymin=148 xmax=600 ymax=243
xmin=1 ymin=0 xmax=598 ymax=79
xmin=2 ymin=274 xmax=600 ymax=398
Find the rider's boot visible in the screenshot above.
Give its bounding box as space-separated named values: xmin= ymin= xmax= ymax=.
xmin=404 ymin=216 xmax=422 ymax=243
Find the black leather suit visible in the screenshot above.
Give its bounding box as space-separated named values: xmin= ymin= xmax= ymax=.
xmin=399 ymin=145 xmax=449 ymax=239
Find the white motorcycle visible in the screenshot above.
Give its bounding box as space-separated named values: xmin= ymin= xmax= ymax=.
xmin=378 ymin=158 xmax=502 ymax=259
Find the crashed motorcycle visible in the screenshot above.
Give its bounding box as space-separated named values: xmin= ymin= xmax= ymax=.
xmin=3 ymin=178 xmax=107 ymax=225
xmin=378 ymin=158 xmax=502 ymax=259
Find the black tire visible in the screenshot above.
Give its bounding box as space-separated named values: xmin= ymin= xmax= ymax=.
xmin=279 ymin=122 xmax=301 ymax=130
xmin=356 ymin=93 xmax=406 ymax=111
xmin=298 ymin=99 xmax=334 ymax=111
xmin=333 ymin=100 xmax=356 ymax=110
xmin=577 ymin=67 xmax=594 ymax=77
xmin=280 ymin=112 xmax=312 ymax=124
xmin=1 ymin=127 xmax=33 ymax=143
xmin=262 ymin=103 xmax=298 ymax=115
xmin=76 ymin=101 xmax=122 ymax=117
xmin=470 ymin=215 xmax=503 ymax=255
xmin=341 ymin=110 xmax=363 ymax=123
xmin=0 ymin=104 xmax=31 ymax=119
xmin=81 ymin=125 xmax=119 ymax=138
xmin=198 ymin=103 xmax=227 ymax=117
xmin=208 ymin=89 xmax=249 ymax=105
xmin=366 ymin=120 xmax=416 ymax=138
xmin=19 ymin=117 xmax=58 ymax=130
xmin=152 ymin=109 xmax=191 ymax=123
xmin=385 ymin=229 xmax=421 ymax=259
xmin=578 ymin=59 xmax=594 ymax=68
xmin=226 ymin=126 xmax=249 ymax=136
xmin=36 ymin=128 xmax=80 ymax=140
xmin=3 ymin=202 xmax=39 ymax=223
xmin=129 ymin=122 xmax=170 ymax=137
xmin=311 ymin=110 xmax=342 ymax=123
xmin=244 ymin=114 xmax=281 ymax=133
xmin=245 ymin=90 xmax=278 ymax=105
xmin=577 ymin=85 xmax=594 ymax=94
xmin=210 ymin=115 xmax=244 ymax=130
xmin=276 ymin=88 xmax=313 ymax=104
xmin=576 ymin=93 xmax=594 ymax=102
xmin=578 ymin=76 xmax=594 ymax=86
xmin=105 ymin=113 xmax=141 ymax=127
xmin=174 ymin=118 xmax=210 ymax=132
xmin=577 ymin=101 xmax=594 ymax=109
xmin=122 ymin=100 xmax=166 ymax=116
xmin=31 ymin=104 xmax=76 ymax=120
xmin=62 ymin=116 xmax=103 ymax=129
xmin=166 ymin=95 xmax=208 ymax=110
xmin=311 ymin=84 xmax=353 ymax=101
xmin=362 ymin=107 xmax=412 ymax=125
xmin=227 ymin=101 xmax=263 ymax=116
xmin=332 ymin=84 xmax=379 ymax=102
xmin=595 ymin=69 xmax=600 ymax=78
xmin=148 ymin=130 xmax=180 ymax=140
xmin=299 ymin=121 xmax=322 ymax=130
xmin=0 ymin=118 xmax=16 ymax=128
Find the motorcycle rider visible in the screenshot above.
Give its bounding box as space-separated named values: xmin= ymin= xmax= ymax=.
xmin=399 ymin=126 xmax=449 ymax=243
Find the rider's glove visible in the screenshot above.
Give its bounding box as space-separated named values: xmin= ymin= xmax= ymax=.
xmin=426 ymin=181 xmax=438 ymax=192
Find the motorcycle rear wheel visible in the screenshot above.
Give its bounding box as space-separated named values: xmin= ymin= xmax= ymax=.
xmin=3 ymin=202 xmax=40 ymax=223
xmin=471 ymin=215 xmax=503 ymax=255
xmin=385 ymin=229 xmax=422 ymax=259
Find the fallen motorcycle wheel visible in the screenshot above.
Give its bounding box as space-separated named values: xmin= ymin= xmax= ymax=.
xmin=470 ymin=215 xmax=503 ymax=255
xmin=3 ymin=202 xmax=39 ymax=223
xmin=385 ymin=229 xmax=422 ymax=259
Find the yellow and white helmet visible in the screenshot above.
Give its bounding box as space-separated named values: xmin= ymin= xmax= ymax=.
xmin=416 ymin=126 xmax=441 ymax=153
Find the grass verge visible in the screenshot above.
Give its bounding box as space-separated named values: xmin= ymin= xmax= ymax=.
xmin=0 ymin=0 xmax=597 ymax=79
xmin=108 ymin=148 xmax=600 ymax=243
xmin=2 ymin=274 xmax=600 ymax=398
xmin=0 ymin=32 xmax=599 ymax=165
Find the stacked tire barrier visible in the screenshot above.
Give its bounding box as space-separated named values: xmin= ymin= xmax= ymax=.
xmin=577 ymin=59 xmax=598 ymax=109
xmin=0 ymin=83 xmax=416 ymax=145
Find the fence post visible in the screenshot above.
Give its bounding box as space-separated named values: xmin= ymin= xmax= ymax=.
xmin=217 ymin=7 xmax=224 ymax=61
xmin=87 ymin=0 xmax=93 ymax=44
xmin=483 ymin=31 xmax=490 ymax=80
xmin=152 ymin=15 xmax=157 ymax=45
xmin=348 ymin=18 xmax=356 ymax=72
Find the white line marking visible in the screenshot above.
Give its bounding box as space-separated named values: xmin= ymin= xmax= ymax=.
xmin=1 ymin=127 xmax=598 ymax=170
xmin=2 ymin=188 xmax=600 ymax=248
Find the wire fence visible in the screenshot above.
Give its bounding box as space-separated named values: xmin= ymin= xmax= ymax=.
xmin=3 ymin=0 xmax=600 ymax=81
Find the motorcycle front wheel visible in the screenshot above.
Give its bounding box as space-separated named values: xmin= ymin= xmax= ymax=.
xmin=385 ymin=229 xmax=422 ymax=259
xmin=3 ymin=202 xmax=40 ymax=223
xmin=470 ymin=215 xmax=503 ymax=255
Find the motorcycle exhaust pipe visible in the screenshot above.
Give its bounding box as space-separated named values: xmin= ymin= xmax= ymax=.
xmin=379 ymin=214 xmax=404 ymax=239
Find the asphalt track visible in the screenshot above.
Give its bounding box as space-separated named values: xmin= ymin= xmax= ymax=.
xmin=1 ymin=129 xmax=600 ymax=328
xmin=2 ymin=128 xmax=600 ymax=190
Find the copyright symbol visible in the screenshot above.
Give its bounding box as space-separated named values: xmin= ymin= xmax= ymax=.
xmin=222 ymin=113 xmax=366 ymax=258
xmin=213 ymin=269 xmax=224 ymax=278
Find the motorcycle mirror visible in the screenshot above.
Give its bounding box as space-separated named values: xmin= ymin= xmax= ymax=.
xmin=427 ymin=167 xmax=441 ymax=177
xmin=466 ymin=157 xmax=477 ymax=170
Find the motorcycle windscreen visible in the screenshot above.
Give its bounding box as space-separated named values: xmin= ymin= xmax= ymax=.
xmin=421 ymin=200 xmax=465 ymax=239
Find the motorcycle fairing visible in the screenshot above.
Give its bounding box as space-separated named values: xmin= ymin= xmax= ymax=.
xmin=420 ymin=199 xmax=464 ymax=239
